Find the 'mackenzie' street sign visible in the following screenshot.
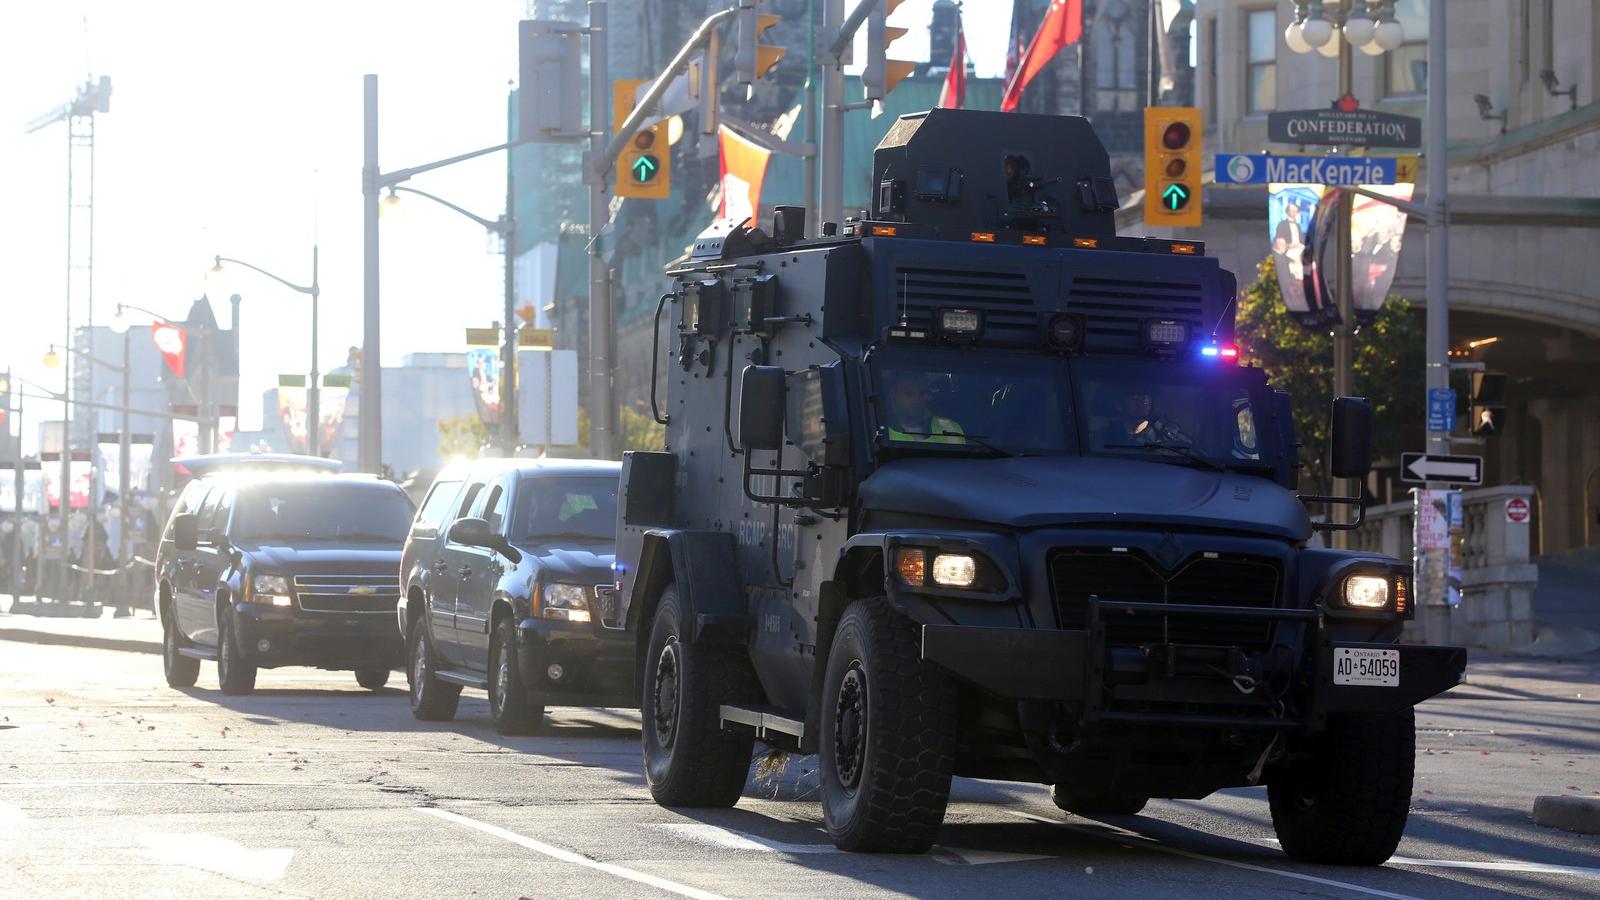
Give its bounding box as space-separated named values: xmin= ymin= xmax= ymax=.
xmin=1268 ymin=108 xmax=1422 ymax=148
xmin=1215 ymin=153 xmax=1397 ymax=185
xmin=1400 ymin=452 xmax=1483 ymax=486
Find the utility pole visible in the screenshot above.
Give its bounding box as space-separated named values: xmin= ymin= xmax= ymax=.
xmin=360 ymin=74 xmax=383 ymax=474
xmin=501 ymin=89 xmax=519 ymax=457
xmin=586 ymin=0 xmax=615 ymax=459
xmin=1331 ymin=34 xmax=1356 ymax=542
xmin=1424 ymin=0 xmax=1449 ymax=462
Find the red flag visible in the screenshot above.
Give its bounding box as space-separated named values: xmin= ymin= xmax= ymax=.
xmin=1001 ymin=0 xmax=1083 ymax=113
xmin=937 ymin=18 xmax=968 ymax=109
xmin=151 ymin=322 xmax=187 ymax=378
xmin=718 ymin=125 xmax=772 ymax=225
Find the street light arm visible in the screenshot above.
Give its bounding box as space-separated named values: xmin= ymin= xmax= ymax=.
xmin=215 ymin=255 xmax=313 ymax=295
xmin=49 ymin=343 xmax=128 ymax=374
xmin=390 ymin=186 xmax=506 ymax=233
xmin=377 ymin=140 xmax=522 ymax=191
xmin=116 ymin=302 xmax=174 ymax=323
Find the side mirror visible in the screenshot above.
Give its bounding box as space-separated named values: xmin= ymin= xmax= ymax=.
xmin=1329 ymin=396 xmax=1373 ymax=479
xmin=739 ymin=365 xmax=787 ymax=451
xmin=171 ymin=513 xmax=198 ymax=551
xmin=447 ymin=517 xmax=492 ymax=547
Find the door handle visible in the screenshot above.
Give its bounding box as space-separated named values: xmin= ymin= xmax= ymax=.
xmin=432 ymin=561 xmax=449 ymax=574
xmin=457 ymin=566 xmax=472 ymax=578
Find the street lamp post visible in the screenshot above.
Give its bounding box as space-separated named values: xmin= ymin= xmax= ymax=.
xmin=1284 ymin=1 xmax=1409 ymax=538
xmin=212 ymin=249 xmax=320 ymax=456
xmin=382 ymin=184 xmax=516 ymax=456
xmin=44 ymin=340 xmax=129 ymax=595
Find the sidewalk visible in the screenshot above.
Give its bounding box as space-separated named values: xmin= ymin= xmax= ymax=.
xmin=0 ymin=599 xmax=161 ymax=655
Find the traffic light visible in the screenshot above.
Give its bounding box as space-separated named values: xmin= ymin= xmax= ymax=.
xmin=863 ymin=0 xmax=915 ymax=114
xmin=1470 ymin=371 xmax=1506 ymax=436
xmin=735 ymin=1 xmax=786 ymax=87
xmin=1143 ymin=107 xmax=1203 ymax=228
xmin=614 ymin=79 xmax=670 ymax=200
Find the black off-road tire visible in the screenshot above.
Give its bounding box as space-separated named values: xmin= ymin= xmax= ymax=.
xmin=641 ymin=586 xmax=755 ymax=807
xmin=162 ymin=607 xmax=200 ymax=688
xmin=1051 ymin=785 xmax=1148 ymax=816
xmin=355 ymin=667 xmax=390 ymax=691
xmin=1268 ymin=709 xmax=1415 ymax=865
xmin=489 ymin=619 xmax=543 ymax=735
xmin=819 ymin=597 xmax=958 ymax=853
xmin=408 ymin=619 xmax=461 ymax=722
xmin=216 ymin=611 xmax=257 ymax=695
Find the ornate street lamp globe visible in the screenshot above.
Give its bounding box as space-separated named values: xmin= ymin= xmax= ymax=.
xmin=1300 ymin=15 xmax=1334 ymax=48
xmin=1343 ymin=15 xmax=1377 ymax=48
xmin=1374 ymin=19 xmax=1406 ymax=51
xmin=1284 ymin=20 xmax=1312 ymax=54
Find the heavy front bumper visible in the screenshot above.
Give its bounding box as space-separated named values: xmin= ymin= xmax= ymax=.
xmin=921 ymin=597 xmax=1467 ymax=730
xmin=514 ymin=617 xmax=636 ymax=708
xmin=233 ymin=604 xmax=404 ymax=670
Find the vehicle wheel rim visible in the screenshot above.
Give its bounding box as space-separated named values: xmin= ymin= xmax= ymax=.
xmin=412 ymin=634 xmax=427 ymax=702
xmin=651 ymin=639 xmax=680 ymax=751
xmin=219 ymin=625 xmax=231 ymax=680
xmin=164 ymin=619 xmax=175 ymax=673
xmin=833 ymin=664 xmax=867 ymax=792
xmin=494 ymin=651 xmax=511 ymax=717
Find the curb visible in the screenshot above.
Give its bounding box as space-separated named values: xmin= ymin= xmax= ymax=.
xmin=1532 ymin=795 xmax=1600 ymax=835
xmin=0 ymin=627 xmax=161 ymax=656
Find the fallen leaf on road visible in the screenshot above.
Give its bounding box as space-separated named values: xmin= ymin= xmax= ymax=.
xmin=45 ymin=698 xmax=54 ymax=705
xmin=190 ymin=762 xmax=204 ymax=769
xmin=291 ymin=766 xmax=304 ymax=772
xmin=146 ymin=725 xmax=155 ymax=731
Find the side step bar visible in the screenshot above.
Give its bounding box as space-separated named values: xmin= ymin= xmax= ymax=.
xmin=435 ymin=670 xmax=490 ymax=690
xmin=177 ymin=647 xmax=218 ymax=661
xmin=719 ymin=704 xmax=805 ymax=744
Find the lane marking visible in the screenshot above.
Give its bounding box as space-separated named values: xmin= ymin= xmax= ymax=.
xmin=419 ymin=807 xmax=729 ymax=900
xmin=136 ymin=833 xmax=294 ymax=882
xmin=1387 ymin=855 xmax=1600 ymax=882
xmin=1010 ymin=811 xmax=1423 ymax=900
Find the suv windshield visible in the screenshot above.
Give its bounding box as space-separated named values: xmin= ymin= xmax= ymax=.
xmin=874 ymin=352 xmax=1076 ymax=455
xmin=232 ymin=483 xmax=414 ymax=543
xmin=1077 ymin=360 xmax=1270 ymax=468
xmin=512 ymin=476 xmax=618 ymax=543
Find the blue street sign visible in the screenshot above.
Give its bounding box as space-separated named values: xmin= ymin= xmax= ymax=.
xmin=1427 ymin=387 xmax=1456 ymax=433
xmin=1215 ymin=153 xmax=1398 ymax=186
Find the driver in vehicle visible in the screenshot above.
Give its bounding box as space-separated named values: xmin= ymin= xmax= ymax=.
xmin=884 ymin=371 xmax=966 ymax=444
xmin=1103 ymin=391 xmax=1192 ymax=446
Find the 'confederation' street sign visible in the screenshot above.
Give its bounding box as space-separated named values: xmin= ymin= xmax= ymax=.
xmin=1268 ymin=108 xmax=1422 ymax=148
xmin=1401 ymin=452 xmax=1483 ymax=486
xmin=1215 ymin=153 xmax=1398 ymax=186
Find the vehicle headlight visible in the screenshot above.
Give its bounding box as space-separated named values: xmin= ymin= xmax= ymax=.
xmin=249 ymin=574 xmax=293 ymax=607
xmin=930 ymin=553 xmax=977 ymax=588
xmin=1342 ymin=574 xmax=1390 ymax=610
xmin=541 ymin=583 xmax=592 ymax=623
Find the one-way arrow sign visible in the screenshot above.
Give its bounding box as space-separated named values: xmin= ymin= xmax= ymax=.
xmin=1401 ymin=452 xmax=1483 ymax=485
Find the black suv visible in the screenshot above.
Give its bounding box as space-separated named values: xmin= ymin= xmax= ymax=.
xmin=397 ymin=460 xmax=628 ymax=734
xmin=156 ymin=473 xmax=415 ymax=694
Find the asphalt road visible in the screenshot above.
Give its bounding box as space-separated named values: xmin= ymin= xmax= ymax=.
xmin=1 ymin=609 xmax=1596 ymax=899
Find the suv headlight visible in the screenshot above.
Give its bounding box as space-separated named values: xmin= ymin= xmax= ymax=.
xmin=1341 ymin=574 xmax=1391 ymax=610
xmin=541 ymin=583 xmax=592 ymax=623
xmin=249 ymin=574 xmax=293 ymax=607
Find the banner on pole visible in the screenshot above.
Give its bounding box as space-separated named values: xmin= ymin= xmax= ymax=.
xmin=717 ymin=125 xmax=772 ymax=226
xmin=1268 ymin=184 xmax=1331 ymax=326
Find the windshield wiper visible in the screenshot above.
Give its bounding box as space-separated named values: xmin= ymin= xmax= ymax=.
xmin=884 ymin=431 xmax=1020 ymax=457
xmin=1103 ymin=441 xmax=1225 ymax=472
xmin=332 ymin=532 xmax=405 ymax=542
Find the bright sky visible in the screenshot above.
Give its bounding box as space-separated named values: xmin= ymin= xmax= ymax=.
xmin=2 ymin=0 xmax=1011 ymax=446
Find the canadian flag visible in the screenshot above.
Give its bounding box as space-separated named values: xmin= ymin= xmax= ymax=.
xmin=151 ymin=322 xmax=188 ymax=379
xmin=718 ymin=125 xmax=772 ymax=225
xmin=937 ymin=16 xmax=968 ymax=109
xmin=1001 ymin=0 xmax=1084 ymax=113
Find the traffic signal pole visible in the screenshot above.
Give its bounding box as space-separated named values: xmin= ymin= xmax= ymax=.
xmin=1424 ymin=0 xmax=1450 ymax=462
xmin=1332 ymin=37 xmax=1355 ymax=540
xmin=586 ymin=0 xmax=614 ymax=459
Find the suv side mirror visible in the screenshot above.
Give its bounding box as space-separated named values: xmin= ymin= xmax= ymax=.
xmin=739 ymin=365 xmax=787 ymax=451
xmin=1329 ymin=396 xmax=1373 ymax=479
xmin=448 ymin=517 xmax=492 ymax=547
xmin=171 ymin=513 xmax=198 ymax=551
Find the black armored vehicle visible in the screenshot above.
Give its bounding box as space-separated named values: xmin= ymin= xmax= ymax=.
xmin=613 ymin=108 xmax=1466 ymax=863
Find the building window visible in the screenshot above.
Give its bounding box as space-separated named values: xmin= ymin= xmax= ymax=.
xmin=1093 ymin=0 xmax=1140 ymax=112
xmin=1383 ymin=0 xmax=1429 ymax=97
xmin=1204 ymin=17 xmax=1217 ymax=123
xmin=1245 ymin=9 xmax=1276 ymax=114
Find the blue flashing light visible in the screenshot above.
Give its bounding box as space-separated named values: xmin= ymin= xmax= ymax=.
xmin=1200 ymin=345 xmax=1220 ymax=358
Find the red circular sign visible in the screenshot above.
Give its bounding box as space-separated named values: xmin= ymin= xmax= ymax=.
xmin=1506 ymin=498 xmax=1531 ymax=524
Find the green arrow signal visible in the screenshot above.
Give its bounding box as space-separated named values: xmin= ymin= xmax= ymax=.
xmin=631 ymin=154 xmax=659 ymax=183
xmin=1162 ymin=183 xmax=1190 ymax=211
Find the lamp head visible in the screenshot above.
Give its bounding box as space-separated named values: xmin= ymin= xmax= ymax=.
xmin=43 ymin=348 xmax=61 ymax=369
xmin=1539 ymin=69 xmax=1559 ymax=91
xmin=1373 ymin=18 xmax=1405 ymax=51
xmin=210 ymin=256 xmax=225 ymax=274
xmin=1283 ymin=20 xmax=1312 ymax=54
xmin=108 ymin=304 xmax=131 ymax=335
xmin=1300 ymin=16 xmax=1334 ymax=48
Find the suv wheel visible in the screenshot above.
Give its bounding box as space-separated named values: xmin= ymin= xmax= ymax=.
xmin=162 ymin=607 xmax=200 ymax=688
xmin=355 ymin=667 xmax=390 ymax=691
xmin=1268 ymin=709 xmax=1415 ymax=865
xmin=408 ymin=619 xmax=460 ymax=721
xmin=819 ymin=597 xmax=956 ymax=853
xmin=641 ymin=585 xmax=754 ymax=807
xmin=216 ymin=609 xmax=257 ymax=695
xmin=489 ymin=619 xmax=542 ymax=735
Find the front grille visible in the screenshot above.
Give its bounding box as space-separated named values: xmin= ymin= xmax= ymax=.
xmin=1067 ymin=276 xmax=1204 ymax=355
xmin=292 ymin=574 xmax=401 ymax=614
xmin=890 ymin=267 xmax=1039 ymax=344
xmin=1049 ymin=550 xmax=1281 ymax=649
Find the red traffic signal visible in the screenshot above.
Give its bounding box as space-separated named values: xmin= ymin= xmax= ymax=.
xmin=1162 ymin=121 xmax=1191 ymax=150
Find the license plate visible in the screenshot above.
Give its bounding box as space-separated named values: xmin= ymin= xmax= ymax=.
xmin=1333 ymin=647 xmax=1400 ymax=687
